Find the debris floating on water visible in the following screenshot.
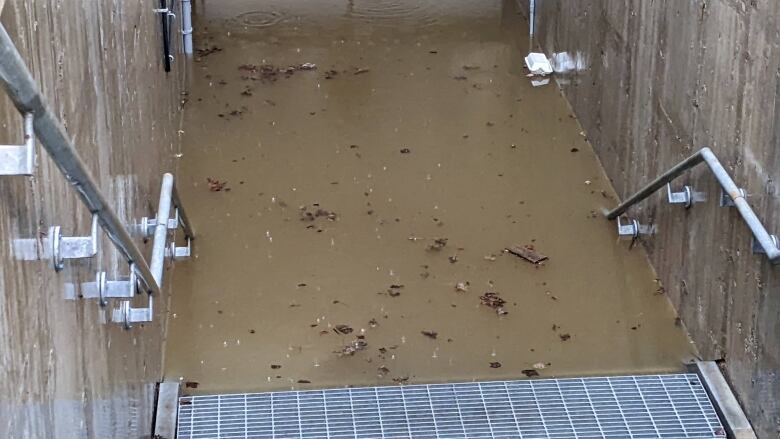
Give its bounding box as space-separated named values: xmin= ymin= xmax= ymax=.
xmin=480 ymin=292 xmax=505 ymax=308
xmin=385 ymin=284 xmax=404 ymax=297
xmin=206 ymin=177 xmax=228 ymax=192
xmin=455 ymin=281 xmax=470 ymax=293
xmin=195 ymin=46 xmax=222 ymax=59
xmin=505 ymin=244 xmax=548 ymax=264
xmin=421 ymin=330 xmax=438 ymax=339
xmin=426 ymin=238 xmax=448 ymax=252
xmin=333 ymin=324 xmax=353 ymax=335
xmin=524 ymin=52 xmax=553 ymax=76
xmin=480 ymin=292 xmax=508 ymax=315
xmin=335 ymin=338 xmax=368 ymax=357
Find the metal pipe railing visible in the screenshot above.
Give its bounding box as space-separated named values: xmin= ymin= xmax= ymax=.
xmin=172 ymin=181 xmax=194 ymax=240
xmin=606 ymin=147 xmax=780 ymax=264
xmin=0 ymin=23 xmax=162 ymax=294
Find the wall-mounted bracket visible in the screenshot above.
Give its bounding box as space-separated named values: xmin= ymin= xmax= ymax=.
xmin=617 ymin=216 xmax=640 ymax=240
xmin=81 ymin=266 xmax=138 ymax=306
xmin=605 ymin=147 xmax=779 ymax=264
xmin=616 ymin=216 xmax=655 ymax=241
xmin=50 ymin=214 xmax=98 ymax=272
xmin=165 ymin=238 xmax=191 ymax=260
xmin=112 ymin=299 xmax=152 ymax=329
xmin=0 ymin=112 xmax=35 ymax=176
xmin=666 ymin=183 xmax=693 ymax=208
xmin=140 ymin=208 xmax=179 ymax=237
xmin=719 ymin=187 xmax=746 ymax=207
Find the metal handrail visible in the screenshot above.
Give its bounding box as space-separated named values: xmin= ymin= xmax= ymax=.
xmin=0 ymin=23 xmax=163 ymax=293
xmin=606 ymin=147 xmax=780 ymax=264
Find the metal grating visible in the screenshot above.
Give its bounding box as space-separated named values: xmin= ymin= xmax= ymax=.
xmin=177 ymin=374 xmax=726 ymax=438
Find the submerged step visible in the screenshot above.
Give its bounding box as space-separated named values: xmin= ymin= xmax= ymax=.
xmin=177 ymin=373 xmax=725 ymax=438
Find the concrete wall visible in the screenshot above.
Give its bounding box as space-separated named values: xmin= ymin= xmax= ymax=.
xmin=0 ymin=1 xmax=183 ymax=437
xmin=527 ymin=0 xmax=779 ymax=436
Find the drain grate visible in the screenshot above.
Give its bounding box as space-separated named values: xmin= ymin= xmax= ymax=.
xmin=177 ymin=374 xmax=725 ymax=438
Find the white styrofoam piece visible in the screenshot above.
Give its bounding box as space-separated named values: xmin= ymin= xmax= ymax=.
xmin=524 ymin=52 xmax=553 ymax=76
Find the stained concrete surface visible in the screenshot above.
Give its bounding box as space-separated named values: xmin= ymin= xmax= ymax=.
xmin=0 ymin=1 xmax=184 ymax=437
xmin=529 ymin=1 xmax=780 ymax=436
xmin=164 ymin=0 xmax=696 ymax=396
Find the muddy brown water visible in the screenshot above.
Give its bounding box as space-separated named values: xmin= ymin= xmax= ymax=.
xmin=164 ymin=0 xmax=696 ymax=395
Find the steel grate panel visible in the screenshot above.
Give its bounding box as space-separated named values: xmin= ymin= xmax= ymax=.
xmin=177 ymin=374 xmax=725 ymax=438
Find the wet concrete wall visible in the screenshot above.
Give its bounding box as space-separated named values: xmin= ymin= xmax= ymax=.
xmin=525 ymin=0 xmax=779 ymax=436
xmin=0 ymin=1 xmax=183 ymax=437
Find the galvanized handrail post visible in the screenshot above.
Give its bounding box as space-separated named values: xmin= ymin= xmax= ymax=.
xmin=0 ymin=23 xmax=162 ymax=294
xmin=606 ymin=147 xmax=780 ymax=264
xmin=114 ymin=173 xmax=195 ymax=327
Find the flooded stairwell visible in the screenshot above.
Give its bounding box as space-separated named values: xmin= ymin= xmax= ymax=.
xmin=164 ymin=0 xmax=695 ymax=396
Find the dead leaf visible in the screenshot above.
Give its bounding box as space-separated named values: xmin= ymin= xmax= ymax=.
xmin=206 ymin=177 xmax=227 ymax=192
xmin=480 ymin=292 xmax=506 ymax=309
xmin=335 ymin=339 xmax=368 ymax=356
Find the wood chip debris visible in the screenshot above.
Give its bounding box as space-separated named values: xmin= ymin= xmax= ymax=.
xmin=421 ymin=330 xmax=438 ymax=339
xmin=505 ymin=244 xmax=548 ymax=264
